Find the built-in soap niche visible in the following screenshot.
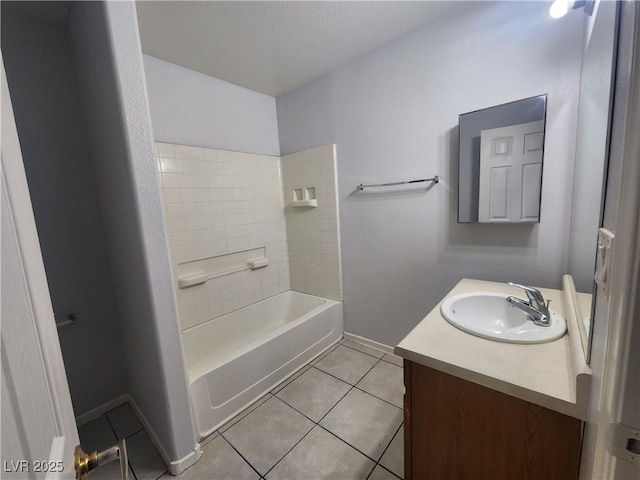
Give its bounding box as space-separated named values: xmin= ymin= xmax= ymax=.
xmin=291 ymin=186 xmax=317 ymax=207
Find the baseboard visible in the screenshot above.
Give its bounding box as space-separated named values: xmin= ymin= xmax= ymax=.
xmin=168 ymin=443 xmax=201 ymax=476
xmin=75 ymin=394 xmax=129 ymax=427
xmin=343 ymin=332 xmax=394 ymax=354
xmin=127 ymin=396 xmax=201 ymax=476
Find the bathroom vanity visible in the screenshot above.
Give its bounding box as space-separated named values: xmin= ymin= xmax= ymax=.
xmin=395 ymin=278 xmax=590 ymax=479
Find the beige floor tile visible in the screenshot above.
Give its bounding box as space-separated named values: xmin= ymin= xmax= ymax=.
xmin=356 ymin=361 xmax=404 ymax=408
xmin=314 ymin=345 xmax=379 ymax=384
xmin=309 ymin=343 xmax=340 ymax=366
xmin=271 ymin=365 xmax=311 ymax=394
xmin=78 ymin=415 xmax=117 ymax=452
xmin=368 ymin=465 xmax=401 ymax=480
xmin=106 ymin=403 xmax=143 ymax=440
xmin=342 ymin=339 xmax=386 ymax=359
xmin=177 ymin=436 xmax=258 ymax=479
xmin=266 ymin=426 xmax=375 ymax=480
xmin=90 ymin=459 xmax=135 ymax=480
xmin=126 ymin=430 xmax=168 ymax=480
xmin=276 ymin=367 xmax=351 ymax=422
xmin=379 ymin=425 xmax=403 ymax=478
xmin=218 ymin=394 xmax=272 ymax=432
xmin=223 ymin=396 xmax=314 ymax=475
xmin=200 ymin=430 xmax=219 ymax=447
xmin=320 ymin=389 xmax=403 ymax=461
xmin=382 ymin=353 xmax=404 ymax=367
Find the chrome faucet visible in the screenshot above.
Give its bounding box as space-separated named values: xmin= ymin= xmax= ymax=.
xmin=506 ymin=282 xmax=551 ymax=327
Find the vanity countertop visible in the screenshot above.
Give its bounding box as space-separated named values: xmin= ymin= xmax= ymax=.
xmin=394 ymin=277 xmax=591 ymax=420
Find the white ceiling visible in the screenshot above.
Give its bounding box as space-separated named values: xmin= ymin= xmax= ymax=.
xmin=135 ymin=1 xmax=472 ymax=97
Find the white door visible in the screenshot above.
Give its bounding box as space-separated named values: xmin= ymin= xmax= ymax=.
xmin=478 ymin=120 xmax=544 ymax=223
xmin=1 ymin=57 xmax=79 ymax=479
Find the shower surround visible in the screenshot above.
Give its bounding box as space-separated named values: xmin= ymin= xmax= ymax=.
xmin=154 ymin=142 xmax=342 ymax=329
xmin=155 ymin=142 xmax=343 ymax=435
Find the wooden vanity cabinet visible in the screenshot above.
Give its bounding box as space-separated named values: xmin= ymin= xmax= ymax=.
xmin=403 ymin=360 xmax=582 ymax=480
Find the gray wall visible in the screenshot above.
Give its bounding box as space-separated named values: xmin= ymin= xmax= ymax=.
xmin=277 ymin=1 xmax=583 ymax=346
xmin=67 ymin=1 xmax=196 ymax=463
xmin=143 ymin=54 xmax=280 ymax=156
xmin=1 ymin=8 xmax=127 ymax=417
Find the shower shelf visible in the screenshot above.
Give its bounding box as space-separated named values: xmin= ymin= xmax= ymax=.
xmin=291 ymin=199 xmax=317 ymax=208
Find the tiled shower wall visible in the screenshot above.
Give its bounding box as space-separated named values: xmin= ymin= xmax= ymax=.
xmin=155 ymin=142 xmax=290 ymax=330
xmin=155 ymin=142 xmax=341 ymax=330
xmin=282 ymin=145 xmax=342 ymax=301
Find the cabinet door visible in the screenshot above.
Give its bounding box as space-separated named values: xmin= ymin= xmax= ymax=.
xmin=404 ymin=362 xmax=581 ymax=480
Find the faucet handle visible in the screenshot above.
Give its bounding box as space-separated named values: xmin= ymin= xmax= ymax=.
xmin=507 ymin=282 xmax=545 ymax=303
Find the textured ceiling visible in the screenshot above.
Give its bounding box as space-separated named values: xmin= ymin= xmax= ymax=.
xmin=135 ymin=1 xmax=472 ymax=97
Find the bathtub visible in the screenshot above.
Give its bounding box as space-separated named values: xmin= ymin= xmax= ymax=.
xmin=183 ymin=290 xmax=343 ymax=439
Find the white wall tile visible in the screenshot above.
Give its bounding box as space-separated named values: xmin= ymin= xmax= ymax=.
xmin=157 ymin=142 xmax=290 ymax=330
xmin=281 ymin=145 xmax=342 ymax=301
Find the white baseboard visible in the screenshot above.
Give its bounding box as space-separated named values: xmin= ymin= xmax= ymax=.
xmin=343 ymin=332 xmax=394 ymax=354
xmin=79 ymin=394 xmax=200 ymax=476
xmin=168 ymin=443 xmax=202 ymax=476
xmin=75 ymin=394 xmax=129 ymax=427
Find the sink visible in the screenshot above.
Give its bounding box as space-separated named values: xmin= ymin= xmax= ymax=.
xmin=440 ymin=292 xmax=567 ymax=344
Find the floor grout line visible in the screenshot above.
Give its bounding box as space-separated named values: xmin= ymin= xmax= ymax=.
xmin=337 ymin=341 xmax=388 ymax=361
xmin=213 ymin=337 xmax=403 ymax=479
xmin=308 ymin=349 xmax=404 ymax=409
xmin=376 ymin=421 xmax=404 ymax=469
xmin=219 ymin=431 xmax=264 ymax=478
xmin=103 ymin=406 xmax=142 ymax=480
xmin=261 ymin=421 xmax=316 ymax=477
xmin=218 ymin=393 xmax=273 ymax=434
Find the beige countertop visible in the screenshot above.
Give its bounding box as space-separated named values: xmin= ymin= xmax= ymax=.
xmin=394 ymin=277 xmax=591 ymax=420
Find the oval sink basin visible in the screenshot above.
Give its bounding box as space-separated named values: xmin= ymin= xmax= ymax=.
xmin=440 ymin=292 xmax=566 ymax=344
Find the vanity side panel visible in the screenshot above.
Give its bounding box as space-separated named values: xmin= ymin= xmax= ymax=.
xmin=408 ymin=361 xmax=581 ymax=479
xmin=403 ymin=359 xmax=413 ymax=480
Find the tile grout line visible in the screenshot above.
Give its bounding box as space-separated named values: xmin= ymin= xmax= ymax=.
xmin=217 ymin=393 xmax=273 ymax=434
xmin=217 ymin=340 xmax=341 ymax=438
xmin=103 ymin=407 xmax=142 ymax=480
xmin=259 ymin=342 xmax=386 ymax=476
xmin=311 ymin=354 xmax=402 ymax=463
xmin=221 ymin=338 xmax=401 ymax=478
xmin=368 ymin=462 xmax=403 ymax=480
xmin=218 ymin=432 xmax=264 ymax=479
xmin=375 ymin=421 xmax=404 ymax=476
xmin=261 ymin=418 xmax=317 ymax=478
xmin=339 ymin=341 xmax=388 ymax=361
xmin=311 ymin=357 xmax=404 ymax=411
xmin=311 ymin=353 xmax=384 ymax=424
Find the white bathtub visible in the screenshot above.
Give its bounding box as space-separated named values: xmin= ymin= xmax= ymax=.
xmin=183 ymin=290 xmax=343 ymax=439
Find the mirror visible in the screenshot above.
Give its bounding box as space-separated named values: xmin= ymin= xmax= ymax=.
xmin=568 ymin=0 xmax=618 ymax=363
xmin=458 ymin=95 xmax=547 ymax=224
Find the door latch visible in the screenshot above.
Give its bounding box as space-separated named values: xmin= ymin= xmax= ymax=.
xmin=607 ymin=422 xmax=640 ymax=463
xmin=74 ymin=439 xmax=128 ymax=480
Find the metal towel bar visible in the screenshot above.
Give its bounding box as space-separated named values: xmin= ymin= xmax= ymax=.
xmin=357 ymin=176 xmax=438 ymax=190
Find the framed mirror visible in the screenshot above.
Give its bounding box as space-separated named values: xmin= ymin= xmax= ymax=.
xmin=568 ymin=0 xmax=618 ymax=363
xmin=458 ymin=95 xmax=547 ymax=224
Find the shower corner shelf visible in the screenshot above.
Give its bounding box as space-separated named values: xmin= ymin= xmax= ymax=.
xmin=291 ymin=199 xmax=317 ymax=208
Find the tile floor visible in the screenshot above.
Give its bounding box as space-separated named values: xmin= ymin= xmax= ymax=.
xmin=173 ymin=338 xmax=405 ymax=480
xmin=78 ymin=403 xmax=168 ymax=480
xmin=79 ymin=338 xmax=405 ymax=480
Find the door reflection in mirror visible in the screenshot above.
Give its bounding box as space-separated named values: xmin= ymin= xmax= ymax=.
xmin=458 ymin=95 xmax=547 ymax=224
